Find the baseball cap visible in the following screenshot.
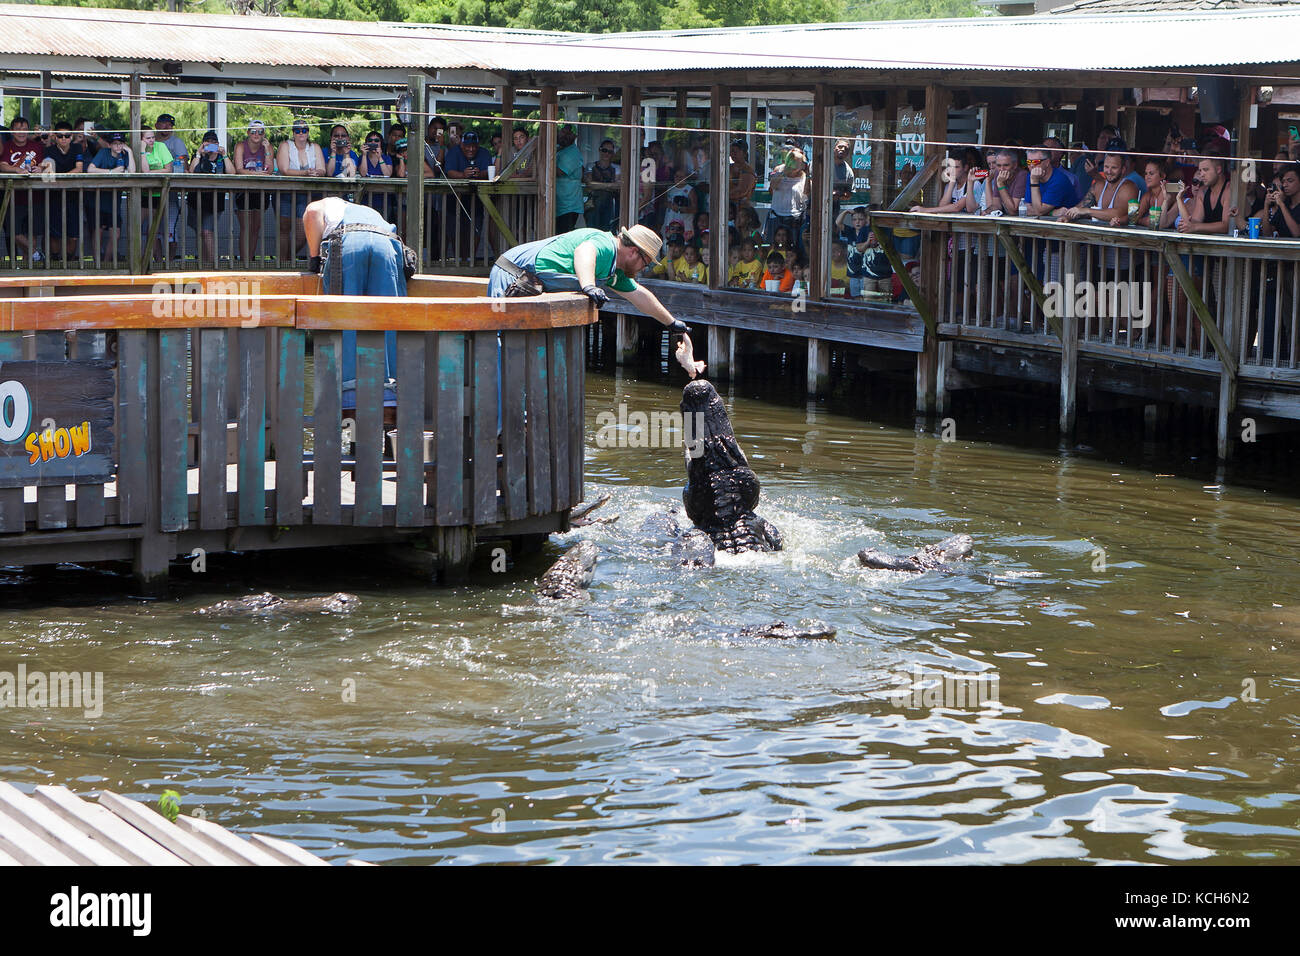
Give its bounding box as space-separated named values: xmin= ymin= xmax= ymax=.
xmin=157 ymin=113 xmax=175 ymax=125
xmin=110 ymin=132 xmax=125 ymax=143
xmin=394 ymin=138 xmax=408 ymax=150
xmin=248 ymin=119 xmax=265 ymax=132
xmin=461 ymin=131 xmax=479 ymax=144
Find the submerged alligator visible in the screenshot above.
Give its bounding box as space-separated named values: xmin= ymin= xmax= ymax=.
xmin=537 ymin=541 xmax=599 ymax=600
xmin=732 ymin=621 xmax=836 ymax=640
xmin=638 ymin=511 xmax=716 ymax=567
xmin=857 ymin=534 xmax=974 ymax=572
xmin=676 ymin=335 xmax=783 ymax=558
xmin=196 ymin=591 xmax=360 ymax=616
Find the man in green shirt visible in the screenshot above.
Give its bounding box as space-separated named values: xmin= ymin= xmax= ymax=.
xmin=489 ymin=224 xmax=689 ymax=333
xmin=555 ymin=124 xmax=586 ymax=233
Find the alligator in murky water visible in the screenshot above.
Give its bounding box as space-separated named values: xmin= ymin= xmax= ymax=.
xmin=537 ymin=541 xmax=598 ymax=600
xmin=732 ymin=621 xmax=837 ymax=640
xmin=639 ymin=511 xmax=715 ymax=567
xmin=676 ymin=336 xmax=782 ymax=556
xmin=857 ymin=534 xmax=974 ymax=572
xmin=196 ymin=591 xmax=360 ymax=616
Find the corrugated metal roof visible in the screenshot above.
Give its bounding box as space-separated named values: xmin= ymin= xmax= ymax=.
xmin=1050 ymin=0 xmax=1299 ymax=13
xmin=3 ymin=3 xmax=1300 ymax=75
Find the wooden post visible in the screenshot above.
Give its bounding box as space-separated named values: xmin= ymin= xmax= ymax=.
xmin=499 ymin=85 xmax=514 ymax=166
xmin=709 ymin=85 xmax=729 ymax=291
xmin=620 ymin=86 xmax=642 ymax=231
xmin=1230 ymin=83 xmax=1255 ymax=225
xmin=1104 ymin=89 xmax=1119 ymax=131
xmin=807 ymin=338 xmax=830 ymax=398
xmin=406 ymin=74 xmax=426 ymax=266
xmin=872 ymin=89 xmax=899 ymax=207
xmin=616 ymin=315 xmax=640 ymax=366
xmin=935 ymin=339 xmax=952 ymax=418
xmin=809 ymin=83 xmax=833 ymax=302
xmin=707 ymin=325 xmax=732 ymax=381
xmin=914 ymin=84 xmax=950 ymax=416
xmin=39 ymin=71 xmax=52 ymax=127
xmin=539 ymin=85 xmax=558 ymax=235
xmin=1060 ymin=240 xmax=1079 ymax=437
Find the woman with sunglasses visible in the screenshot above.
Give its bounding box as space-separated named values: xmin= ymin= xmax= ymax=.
xmin=276 ymin=119 xmax=326 ymax=263
xmin=234 ymin=119 xmax=272 ymax=265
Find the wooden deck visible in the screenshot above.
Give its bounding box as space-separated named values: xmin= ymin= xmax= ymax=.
xmin=0 ymin=274 xmax=595 ymax=588
xmin=0 ymin=782 xmax=360 ymax=866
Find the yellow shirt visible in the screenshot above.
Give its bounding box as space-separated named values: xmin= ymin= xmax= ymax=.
xmin=651 ymin=255 xmax=677 ymax=278
xmin=675 ymin=258 xmax=708 ymax=284
xmin=830 ymin=260 xmax=849 ymax=288
xmin=729 ymin=258 xmax=762 ymax=287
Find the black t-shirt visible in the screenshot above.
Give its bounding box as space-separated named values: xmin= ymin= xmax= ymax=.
xmin=46 ymin=145 xmax=82 ymax=174
xmin=1271 ymin=200 xmax=1300 ymax=238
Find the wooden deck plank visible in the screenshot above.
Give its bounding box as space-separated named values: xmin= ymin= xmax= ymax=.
xmin=500 ymin=331 xmax=528 ymax=521
xmin=157 ymin=330 xmax=190 ymax=533
xmin=569 ymin=324 xmax=584 ymax=507
xmin=97 ymin=791 xmax=238 ymax=866
xmin=34 ymin=785 xmax=187 ymax=866
xmin=0 ymin=806 xmax=80 ymax=865
xmin=175 ymin=815 xmax=282 ymax=866
xmin=247 ymin=833 xmax=330 ymax=866
xmin=237 ymin=328 xmax=268 ymax=527
xmin=394 ymin=331 xmax=426 ymax=528
xmin=352 ymin=331 xmax=385 ymax=528
xmin=312 ymin=331 xmax=343 ymax=526
xmin=198 ymin=329 xmax=229 ymax=531
xmin=434 ymin=332 xmax=465 ymax=525
xmin=472 ymin=331 xmax=498 ymax=526
xmin=525 ymin=330 xmax=552 ymax=517
xmin=548 ymin=328 xmax=571 ymax=513
xmin=274 ymin=329 xmax=306 ymax=526
xmin=0 ymin=783 xmax=129 ymax=865
xmin=115 ymin=330 xmax=148 ymax=527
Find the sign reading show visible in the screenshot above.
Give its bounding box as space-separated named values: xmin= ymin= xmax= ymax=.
xmin=0 ymin=361 xmax=115 ymax=488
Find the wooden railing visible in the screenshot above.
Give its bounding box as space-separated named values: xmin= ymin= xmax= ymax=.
xmin=0 ymin=175 xmax=540 ymax=276
xmin=0 ymin=276 xmax=591 ymax=584
xmin=871 ymin=210 xmax=1300 ymax=381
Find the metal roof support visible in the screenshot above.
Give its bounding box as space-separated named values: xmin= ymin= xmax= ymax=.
xmin=499 ymin=84 xmax=514 ymax=169
xmin=407 ymin=73 xmax=426 ymax=270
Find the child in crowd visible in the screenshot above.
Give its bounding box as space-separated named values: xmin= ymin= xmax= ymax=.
xmin=729 ymin=239 xmax=762 ymax=288
xmin=676 ymin=242 xmax=708 ymax=284
xmin=829 ymin=241 xmax=849 ymax=295
xmin=789 ymin=258 xmax=807 ymax=296
xmin=771 ymin=225 xmax=794 ymax=252
xmin=760 ymin=250 xmax=794 ymax=293
xmin=736 ymin=207 xmax=763 ymax=248
xmin=652 ymin=236 xmax=685 ymax=278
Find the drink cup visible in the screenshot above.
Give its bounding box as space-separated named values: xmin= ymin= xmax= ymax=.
xmin=487 ymin=165 xmax=496 ymax=179
xmin=1127 ymin=199 xmax=1139 ymax=221
xmin=1248 ymin=217 xmax=1262 ymax=239
xmin=765 ymin=279 xmax=780 ymax=292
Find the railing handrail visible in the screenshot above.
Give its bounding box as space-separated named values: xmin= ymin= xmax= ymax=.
xmin=871 ymin=209 xmax=1300 ymax=259
xmin=0 ymin=172 xmax=537 ymax=194
xmin=0 ymin=289 xmax=595 ymax=331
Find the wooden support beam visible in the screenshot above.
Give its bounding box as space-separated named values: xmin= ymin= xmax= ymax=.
xmin=1231 ymin=82 xmax=1255 ymax=221
xmin=809 ymin=83 xmax=833 ymax=302
xmin=406 ymin=74 xmax=426 ymax=267
xmin=539 ymin=85 xmax=558 ymax=235
xmin=888 ymin=153 xmax=942 ymax=212
xmin=707 ymin=324 xmax=732 ymax=381
xmin=995 ymin=227 xmax=1064 ymax=338
xmin=872 ymin=89 xmax=899 ymax=208
xmin=709 ymin=85 xmax=730 ymax=292
xmin=620 ymin=85 xmax=642 ymax=232
xmin=128 ymin=73 xmax=143 ymax=274
xmin=140 ymin=181 xmax=169 ymax=274
xmin=807 ymin=337 xmax=830 ymax=397
xmin=922 ymin=83 xmax=951 ymax=209
xmin=478 ymin=193 xmax=517 ymax=250
xmin=1162 ymin=246 xmax=1237 ymax=377
xmin=871 ymin=222 xmax=934 ymax=335
xmin=615 ymin=314 xmax=640 ymax=366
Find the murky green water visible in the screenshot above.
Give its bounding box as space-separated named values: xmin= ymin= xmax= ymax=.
xmin=2 ymin=368 xmax=1299 ymax=864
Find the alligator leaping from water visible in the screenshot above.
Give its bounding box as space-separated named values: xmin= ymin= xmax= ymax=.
xmin=676 ymin=335 xmax=783 ymax=557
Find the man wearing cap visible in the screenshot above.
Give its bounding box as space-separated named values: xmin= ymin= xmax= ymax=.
xmin=488 ymin=224 xmax=690 ymax=334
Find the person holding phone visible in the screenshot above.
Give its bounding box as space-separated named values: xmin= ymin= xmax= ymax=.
xmin=187 ymin=130 xmax=233 ymax=266
xmin=358 ymin=131 xmax=395 ymax=220
xmin=326 ymin=124 xmax=359 ymax=178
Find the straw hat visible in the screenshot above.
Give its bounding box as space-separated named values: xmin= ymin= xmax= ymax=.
xmin=619 ymin=224 xmax=662 ymax=262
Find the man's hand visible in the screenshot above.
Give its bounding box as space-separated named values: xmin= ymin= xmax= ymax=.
xmin=1029 ymin=163 xmax=1046 ymax=184
xmin=580 ymin=284 xmax=609 ymax=308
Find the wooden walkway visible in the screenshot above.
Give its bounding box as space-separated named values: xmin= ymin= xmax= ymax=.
xmin=0 ymin=782 xmax=367 ymax=866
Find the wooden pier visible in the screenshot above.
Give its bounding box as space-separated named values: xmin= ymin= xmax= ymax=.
xmin=0 ymin=782 xmax=358 ymax=865
xmin=0 ymin=273 xmax=593 ymax=590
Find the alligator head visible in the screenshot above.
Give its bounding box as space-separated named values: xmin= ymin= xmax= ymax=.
xmin=680 ymin=379 xmax=783 ymax=554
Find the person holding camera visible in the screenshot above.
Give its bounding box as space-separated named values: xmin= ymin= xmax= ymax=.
xmin=767 ymin=146 xmax=809 ymax=254
xmin=187 ymin=129 xmax=233 ymax=267
xmin=326 ymin=124 xmax=359 ymax=178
